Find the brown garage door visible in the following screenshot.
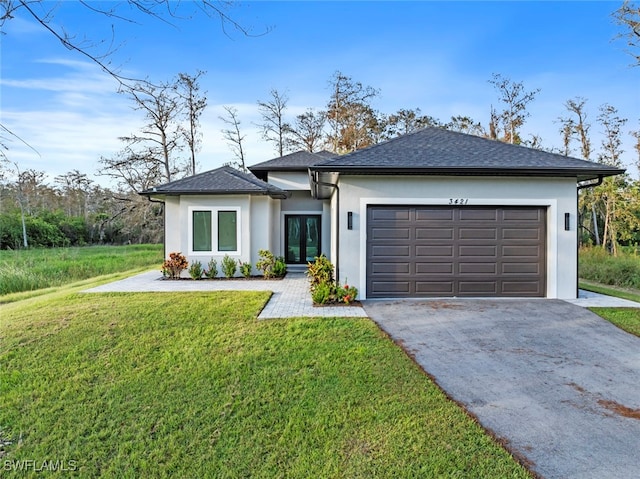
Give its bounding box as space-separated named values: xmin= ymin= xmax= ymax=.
xmin=366 ymin=206 xmax=546 ymax=298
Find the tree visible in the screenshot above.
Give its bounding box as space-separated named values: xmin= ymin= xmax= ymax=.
xmin=257 ymin=89 xmax=290 ymax=157
xmin=220 ymin=106 xmax=247 ymax=172
xmin=597 ymin=103 xmax=627 ymax=168
xmin=176 ymin=71 xmax=207 ymax=176
xmin=488 ymin=73 xmax=540 ymax=144
xmin=383 ymin=108 xmax=440 ymax=139
xmin=286 ymin=109 xmax=328 ymax=153
xmin=613 ymin=1 xmax=640 ymax=66
xmin=326 ymin=71 xmax=381 ymax=153
xmin=444 ymin=116 xmax=485 ymax=136
xmin=54 ymin=170 xmax=93 ymax=218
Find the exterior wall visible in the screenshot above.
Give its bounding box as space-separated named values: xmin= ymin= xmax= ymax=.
xmin=268 ymin=172 xmax=311 ymax=191
xmin=336 ymin=175 xmax=578 ymax=300
xmin=280 ymin=190 xmax=323 ymax=212
xmin=166 ymin=194 xmax=277 ymax=277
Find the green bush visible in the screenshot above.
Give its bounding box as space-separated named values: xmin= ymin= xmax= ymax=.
xmin=311 ymin=281 xmax=333 ymax=305
xmin=307 ymin=255 xmax=334 ymax=291
xmin=273 ymin=256 xmax=287 ymax=277
xmin=189 ymin=260 xmax=204 ymax=280
xmin=239 ymin=261 xmax=252 ymax=278
xmin=337 ymin=281 xmax=359 ymax=304
xmin=204 ymin=259 xmax=218 ymax=279
xmin=256 ymin=249 xmax=276 ymax=278
xmin=221 ymin=254 xmax=237 ymax=278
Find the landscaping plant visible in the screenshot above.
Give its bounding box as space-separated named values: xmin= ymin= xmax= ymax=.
xmin=307 ymin=255 xmax=357 ymax=305
xmin=204 ymin=258 xmax=218 ymax=279
xmin=273 ymin=256 xmax=287 ymax=277
xmin=162 ymin=252 xmax=188 ymax=279
xmin=189 ymin=260 xmax=204 ymax=280
xmin=256 ymin=249 xmax=276 ymax=278
xmin=239 ymin=261 xmax=252 ymax=278
xmin=221 ymin=254 xmax=237 ymax=278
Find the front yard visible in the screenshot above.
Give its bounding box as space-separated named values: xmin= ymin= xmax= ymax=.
xmin=0 ymin=291 xmax=531 ymax=478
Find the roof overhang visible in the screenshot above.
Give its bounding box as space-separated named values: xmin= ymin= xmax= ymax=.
xmin=308 ymin=166 xmax=626 ymax=199
xmin=139 ymin=189 xmax=290 ymax=200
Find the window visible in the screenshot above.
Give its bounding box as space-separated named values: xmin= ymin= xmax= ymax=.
xmin=192 ymin=211 xmax=212 ymax=251
xmin=217 ymin=211 xmax=237 ymax=252
xmin=189 ymin=207 xmax=240 ymax=254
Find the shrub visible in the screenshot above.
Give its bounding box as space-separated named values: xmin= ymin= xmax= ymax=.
xmin=188 ymin=260 xmax=204 ymax=280
xmin=204 ymin=258 xmax=218 ymax=279
xmin=306 ymin=255 xmax=334 ymax=292
xmin=162 ymin=252 xmax=188 ymax=279
xmin=311 ymin=281 xmax=333 ymax=305
xmin=273 ymin=256 xmax=287 ymax=277
xmin=337 ymin=281 xmax=359 ymax=304
xmin=239 ymin=261 xmax=252 ymax=278
xmin=221 ymin=254 xmax=237 ymax=278
xmin=256 ymin=249 xmax=276 ymax=278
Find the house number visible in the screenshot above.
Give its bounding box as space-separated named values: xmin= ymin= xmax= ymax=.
xmin=449 ymin=198 xmax=469 ymax=205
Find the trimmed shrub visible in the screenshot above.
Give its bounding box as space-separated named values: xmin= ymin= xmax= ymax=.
xmin=162 ymin=252 xmax=188 ymax=279
xmin=221 ymin=254 xmax=237 ymax=278
xmin=189 ymin=260 xmax=204 ymax=280
xmin=204 ymin=258 xmax=218 ymax=279
xmin=239 ymin=261 xmax=252 ymax=278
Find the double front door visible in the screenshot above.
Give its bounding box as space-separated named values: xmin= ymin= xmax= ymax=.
xmin=285 ymin=215 xmax=321 ymax=264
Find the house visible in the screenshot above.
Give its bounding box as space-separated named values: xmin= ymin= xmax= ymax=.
xmin=140 ymin=127 xmax=623 ymax=299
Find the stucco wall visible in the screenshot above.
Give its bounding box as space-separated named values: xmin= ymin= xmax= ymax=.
xmin=268 ymin=172 xmax=310 ymax=191
xmin=335 ymin=175 xmax=578 ymax=300
xmin=164 ymin=194 xmax=277 ymax=277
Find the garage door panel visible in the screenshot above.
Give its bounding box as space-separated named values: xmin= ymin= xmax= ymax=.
xmin=502 ymin=209 xmax=542 ymax=221
xmin=416 ymin=263 xmax=454 ymax=274
xmin=371 ymin=262 xmax=411 ymax=274
xmin=415 ymin=281 xmax=455 ymax=294
xmin=502 ymin=227 xmax=541 ymax=240
xmin=459 ymin=245 xmax=497 ymax=257
xmin=371 ymin=245 xmax=410 ymax=257
xmin=459 ymin=263 xmax=498 ymax=274
xmin=370 ymin=227 xmax=411 ymax=239
xmin=415 ymin=245 xmax=454 ymax=257
xmin=458 ymin=281 xmax=498 ymax=294
xmin=367 ymin=206 xmax=546 ymax=298
xmin=415 ymin=209 xmax=454 ymax=221
xmin=460 ymin=209 xmax=498 ymax=221
xmin=370 ymin=281 xmax=411 ymax=295
xmin=459 ymin=228 xmax=497 ymax=240
xmin=415 ymin=228 xmax=454 ymax=240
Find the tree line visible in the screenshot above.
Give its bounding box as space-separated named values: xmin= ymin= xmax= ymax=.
xmin=0 ymin=1 xmax=638 ymax=251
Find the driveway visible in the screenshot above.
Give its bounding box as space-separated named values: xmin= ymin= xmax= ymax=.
xmin=364 ymin=299 xmax=640 ymax=479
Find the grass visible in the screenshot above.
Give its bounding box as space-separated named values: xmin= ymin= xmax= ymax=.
xmin=578 ymin=280 xmax=640 ymax=338
xmin=0 ymin=245 xmax=163 ymax=296
xmin=0 ymin=290 xmax=531 ymax=478
xmin=579 ymin=246 xmax=640 ymax=289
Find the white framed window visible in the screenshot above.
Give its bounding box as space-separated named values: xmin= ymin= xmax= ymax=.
xmin=189 ymin=207 xmax=241 ymax=255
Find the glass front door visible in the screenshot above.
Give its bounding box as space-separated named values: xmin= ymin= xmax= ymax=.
xmin=285 ymin=215 xmax=321 ymax=264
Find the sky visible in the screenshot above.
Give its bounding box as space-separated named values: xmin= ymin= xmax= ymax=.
xmin=1 ymin=1 xmax=638 ymax=188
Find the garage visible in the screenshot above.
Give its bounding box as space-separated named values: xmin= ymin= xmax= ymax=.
xmin=366 ymin=205 xmax=546 ymax=298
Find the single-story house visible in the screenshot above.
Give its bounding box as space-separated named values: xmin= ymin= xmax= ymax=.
xmin=140 ymin=127 xmax=623 ymax=299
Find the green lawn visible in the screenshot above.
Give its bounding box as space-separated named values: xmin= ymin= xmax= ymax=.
xmin=0 ymin=245 xmax=163 ymax=296
xmin=1 ymin=291 xmax=531 ymax=478
xmin=580 ymin=280 xmax=640 ymax=338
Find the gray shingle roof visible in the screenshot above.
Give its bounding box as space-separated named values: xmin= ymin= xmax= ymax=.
xmin=311 ymin=127 xmax=624 ymax=181
xmin=249 ymin=150 xmax=335 ymax=171
xmin=139 ymin=166 xmax=289 ymax=198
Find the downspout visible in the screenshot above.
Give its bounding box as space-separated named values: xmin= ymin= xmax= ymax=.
xmin=575 ymin=175 xmax=604 ymax=297
xmin=313 ymin=171 xmax=340 ymax=282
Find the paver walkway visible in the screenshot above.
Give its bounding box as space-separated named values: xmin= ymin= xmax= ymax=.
xmin=84 ymin=271 xmax=367 ymax=319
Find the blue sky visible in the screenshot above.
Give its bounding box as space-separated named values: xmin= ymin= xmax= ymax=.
xmin=1 ymin=1 xmax=638 ymax=186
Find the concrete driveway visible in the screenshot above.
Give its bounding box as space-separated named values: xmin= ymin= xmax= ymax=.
xmin=363 ymin=299 xmax=640 ymax=479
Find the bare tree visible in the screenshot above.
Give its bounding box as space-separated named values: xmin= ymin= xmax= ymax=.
xmin=286 ymin=109 xmax=327 ymax=153
xmin=176 ymin=71 xmax=207 ymax=176
xmin=220 ymin=106 xmax=247 ymax=172
xmin=444 ymin=115 xmax=485 ymax=136
xmin=326 ymin=71 xmax=381 ymax=153
xmin=257 ymin=89 xmax=290 ymax=157
xmin=613 ymin=1 xmax=640 ymax=66
xmin=54 ymin=170 xmax=94 ymax=218
xmin=120 ymin=80 xmax=183 ymax=183
xmin=597 ymin=103 xmax=627 ymax=168
xmin=488 ymin=73 xmax=540 ymax=144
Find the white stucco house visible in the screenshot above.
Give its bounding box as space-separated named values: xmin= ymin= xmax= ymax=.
xmin=140 ymin=127 xmax=623 ymax=299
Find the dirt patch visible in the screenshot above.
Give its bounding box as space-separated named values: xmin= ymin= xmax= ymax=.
xmin=598 ymin=400 xmax=640 ymax=420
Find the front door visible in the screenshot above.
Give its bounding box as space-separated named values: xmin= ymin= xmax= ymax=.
xmin=285 ymin=215 xmax=321 ymax=264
